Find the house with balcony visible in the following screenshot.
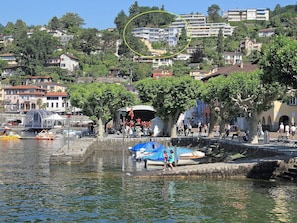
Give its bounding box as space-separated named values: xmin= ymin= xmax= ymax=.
xmin=239 ymin=37 xmax=262 ymax=56
xmin=0 ymin=53 xmax=17 ymax=66
xmin=36 ymin=82 xmax=67 ymax=92
xmin=222 ymin=52 xmax=243 ymax=65
xmin=47 ymin=29 xmax=74 ymax=46
xmin=23 ymin=76 xmax=54 ymax=85
xmin=258 ymin=28 xmax=275 ymax=38
xmin=3 ymin=84 xmax=73 ymax=114
xmin=3 ymin=85 xmax=47 ymax=113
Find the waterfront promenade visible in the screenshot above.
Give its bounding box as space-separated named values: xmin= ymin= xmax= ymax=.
xmin=46 ymin=130 xmax=297 ymax=181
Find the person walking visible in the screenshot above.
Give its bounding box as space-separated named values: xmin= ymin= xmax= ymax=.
xmin=168 ymin=150 xmax=175 ymax=171
xmin=163 ymin=150 xmax=169 ymax=171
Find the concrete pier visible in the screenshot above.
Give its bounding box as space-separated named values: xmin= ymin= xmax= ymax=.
xmin=49 ymin=138 xmax=97 ymax=165
xmin=49 ymin=137 xmax=170 ymax=165
xmin=49 ymin=135 xmax=297 ymax=182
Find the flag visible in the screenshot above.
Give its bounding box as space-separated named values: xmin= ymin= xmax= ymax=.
xmin=128 ymin=108 xmax=134 ymax=120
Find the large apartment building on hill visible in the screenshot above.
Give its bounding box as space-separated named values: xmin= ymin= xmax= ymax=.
xmin=225 ymin=8 xmax=269 ymax=22
xmin=132 ymin=14 xmax=234 ymax=47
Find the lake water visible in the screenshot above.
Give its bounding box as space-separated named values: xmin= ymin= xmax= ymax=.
xmin=1 ymin=136 xmax=297 ymax=222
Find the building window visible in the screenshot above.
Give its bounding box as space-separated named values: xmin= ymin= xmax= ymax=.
xmin=290 ymin=97 xmax=297 ymax=105
xmin=51 ymin=102 xmax=54 ymax=108
xmin=56 ymin=102 xmax=58 ymax=108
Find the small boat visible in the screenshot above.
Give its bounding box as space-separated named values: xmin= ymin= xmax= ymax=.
xmin=62 ymin=129 xmax=82 ymax=138
xmin=36 ymin=130 xmax=55 ymax=140
xmin=0 ymin=131 xmax=22 ymax=140
xmin=143 ymin=147 xmax=206 ymax=167
xmin=129 ymin=141 xmax=164 ymax=161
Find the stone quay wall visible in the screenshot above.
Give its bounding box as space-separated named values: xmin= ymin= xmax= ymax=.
xmin=49 ymin=136 xmax=297 ymax=182
xmin=49 ymin=137 xmax=171 ymax=165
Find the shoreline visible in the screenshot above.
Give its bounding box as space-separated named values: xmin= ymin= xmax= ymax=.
xmin=48 ymin=136 xmax=297 ymax=182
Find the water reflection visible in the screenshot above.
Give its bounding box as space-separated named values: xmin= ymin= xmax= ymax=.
xmin=1 ymin=139 xmax=297 ymax=222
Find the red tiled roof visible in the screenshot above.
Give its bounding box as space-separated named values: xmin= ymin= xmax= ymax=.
xmin=45 ymin=92 xmax=68 ymax=97
xmin=62 ymin=53 xmax=79 ymax=60
xmin=0 ymin=53 xmax=14 ymax=57
xmin=201 ymin=63 xmax=259 ymax=81
xmin=18 ymin=92 xmax=45 ymax=96
xmin=3 ymin=85 xmax=44 ymax=90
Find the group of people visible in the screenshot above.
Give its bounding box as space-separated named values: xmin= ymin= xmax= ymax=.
xmin=279 ymin=122 xmax=296 ymax=139
xmin=163 ymin=150 xmax=175 ymax=171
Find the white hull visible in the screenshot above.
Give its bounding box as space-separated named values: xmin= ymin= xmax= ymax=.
xmin=145 ymin=157 xmax=207 ymax=166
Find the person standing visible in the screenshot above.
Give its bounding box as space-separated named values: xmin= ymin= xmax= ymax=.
xmin=285 ymin=124 xmax=290 ymax=139
xmin=291 ymin=125 xmax=296 ymax=140
xmin=225 ymin=124 xmax=231 ymax=137
xmin=279 ymin=122 xmax=284 ymax=135
xmin=168 ymin=150 xmax=175 ymax=171
xmin=163 ymin=150 xmax=169 ymax=171
xmin=257 ymin=122 xmax=263 ymax=137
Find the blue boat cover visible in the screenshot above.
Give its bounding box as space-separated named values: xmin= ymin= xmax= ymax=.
xmin=142 ymin=147 xmax=194 ymax=161
xmin=130 ymin=141 xmax=163 ymax=152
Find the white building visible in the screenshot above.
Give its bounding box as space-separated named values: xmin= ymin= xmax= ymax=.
xmin=132 ymin=13 xmax=234 ymax=47
xmin=60 ymin=53 xmax=79 ymax=72
xmin=44 ymin=91 xmax=70 ymax=113
xmin=226 ymin=8 xmax=269 ymax=22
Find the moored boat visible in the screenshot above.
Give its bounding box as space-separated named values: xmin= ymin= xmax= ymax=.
xmin=0 ymin=131 xmax=22 ymax=140
xmin=36 ymin=129 xmax=55 ymax=140
xmin=129 ymin=141 xmax=164 ymax=161
xmin=143 ymin=147 xmax=206 ymax=167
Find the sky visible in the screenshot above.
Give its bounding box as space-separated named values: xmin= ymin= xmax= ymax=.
xmin=0 ymin=0 xmax=296 ymax=30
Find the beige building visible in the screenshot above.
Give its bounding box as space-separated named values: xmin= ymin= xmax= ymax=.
xmin=260 ymin=99 xmax=297 ymax=131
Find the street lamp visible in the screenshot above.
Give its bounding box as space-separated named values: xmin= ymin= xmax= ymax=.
xmin=66 ymin=112 xmax=72 ymax=152
xmin=121 ymin=110 xmax=127 ymax=172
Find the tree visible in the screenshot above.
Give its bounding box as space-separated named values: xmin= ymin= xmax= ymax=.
xmin=114 ymin=10 xmax=128 ymax=36
xmin=36 ymin=99 xmax=43 ymax=109
xmin=190 ymin=48 xmax=204 ymax=63
xmin=13 ymin=30 xmax=59 ymax=75
xmin=199 ymin=75 xmax=238 ymax=138
xmin=227 ymin=71 xmax=283 ymax=144
xmin=260 ymin=35 xmax=297 ymax=90
xmin=60 ymin=12 xmax=85 ymax=30
xmin=48 ymin=16 xmax=61 ymax=30
xmin=2 ymin=22 xmax=14 ymax=36
xmin=172 ymin=60 xmax=191 ymax=77
xmin=216 ymin=28 xmax=224 ymax=66
xmin=129 ymin=1 xmax=140 ymax=17
xmin=67 ymin=83 xmax=137 ymax=139
xmin=176 ymin=27 xmax=189 ymax=52
xmin=100 ymin=30 xmax=120 ymax=52
xmin=136 ymin=76 xmax=202 ymax=137
xmin=71 ymin=28 xmax=100 ymax=54
xmin=207 ymin=4 xmax=223 ymax=23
